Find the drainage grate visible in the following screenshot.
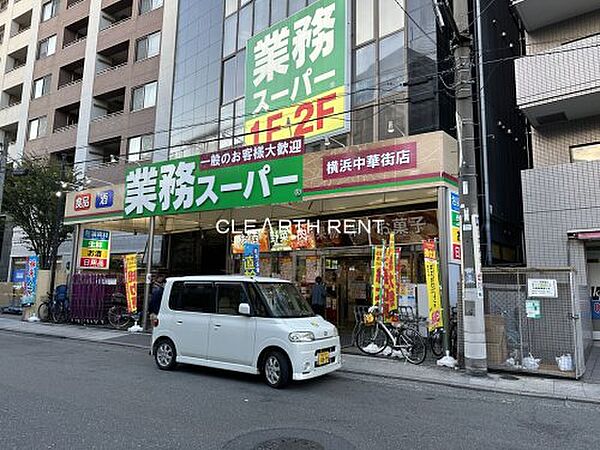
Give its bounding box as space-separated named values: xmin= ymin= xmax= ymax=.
xmin=254 ymin=438 xmax=325 ymax=450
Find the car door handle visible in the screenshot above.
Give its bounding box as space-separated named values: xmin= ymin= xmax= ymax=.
xmin=176 ymin=320 xmax=183 ymax=324
xmin=213 ymin=324 xmax=221 ymax=329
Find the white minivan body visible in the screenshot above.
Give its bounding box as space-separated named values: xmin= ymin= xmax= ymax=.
xmin=151 ymin=276 xmax=341 ymax=388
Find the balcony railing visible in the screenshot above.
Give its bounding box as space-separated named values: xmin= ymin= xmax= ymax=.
xmin=96 ymin=61 xmax=127 ymax=75
xmin=63 ymin=35 xmax=87 ymax=49
xmin=91 ymin=110 xmax=124 ymax=122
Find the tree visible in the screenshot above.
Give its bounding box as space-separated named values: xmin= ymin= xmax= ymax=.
xmin=2 ymin=157 xmax=76 ymax=270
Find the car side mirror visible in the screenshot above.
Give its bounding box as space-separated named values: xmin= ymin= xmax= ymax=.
xmin=238 ymin=303 xmax=251 ymax=316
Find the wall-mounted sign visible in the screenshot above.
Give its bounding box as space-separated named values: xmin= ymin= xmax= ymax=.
xmin=79 ymin=229 xmax=111 ymax=270
xmin=323 ymin=143 xmax=416 ymax=179
xmin=124 ymin=138 xmax=304 ymax=218
xmin=527 ymin=279 xmax=558 ymax=298
xmin=95 ymin=190 xmax=114 ymax=209
xmin=244 ymin=0 xmax=348 ymax=145
xmin=423 ymin=240 xmax=443 ymax=331
xmin=526 ymin=300 xmax=541 ymax=319
xmin=124 ymin=254 xmax=137 ymax=313
xmin=74 ymin=193 xmax=92 ymax=211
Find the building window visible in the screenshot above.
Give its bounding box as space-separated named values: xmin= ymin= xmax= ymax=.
xmin=32 ymin=75 xmax=52 ymax=99
xmin=37 ymin=35 xmax=57 ymax=59
xmin=127 ymin=135 xmax=154 ymax=161
xmin=140 ymin=0 xmax=163 ymax=14
xmin=136 ymin=31 xmax=161 ymax=61
xmin=131 ymin=81 xmax=157 ymax=111
xmin=571 ymin=143 xmax=600 ymax=162
xmin=41 ymin=0 xmax=58 ymax=22
xmin=351 ymin=0 xmax=407 ymax=145
xmin=28 ymin=116 xmax=48 ymax=140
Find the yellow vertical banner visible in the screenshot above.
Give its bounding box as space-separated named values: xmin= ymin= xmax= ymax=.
xmin=371 ymin=245 xmax=384 ymax=306
xmin=423 ymin=240 xmax=443 ymax=331
xmin=382 ymin=233 xmax=398 ymax=321
xmin=124 ymin=254 xmax=138 ymax=314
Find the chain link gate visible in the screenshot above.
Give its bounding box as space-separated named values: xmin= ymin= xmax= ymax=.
xmin=481 ymin=268 xmax=588 ymax=378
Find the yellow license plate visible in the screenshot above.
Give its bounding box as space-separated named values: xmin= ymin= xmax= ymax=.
xmin=317 ymin=351 xmax=330 ymax=366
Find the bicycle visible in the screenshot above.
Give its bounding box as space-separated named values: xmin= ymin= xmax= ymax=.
xmin=429 ymin=307 xmax=458 ymax=358
xmin=107 ymin=292 xmax=139 ymax=330
xmin=38 ymin=286 xmax=69 ymax=323
xmin=356 ymin=306 xmax=427 ymax=365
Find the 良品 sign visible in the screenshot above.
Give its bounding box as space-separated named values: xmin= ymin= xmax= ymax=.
xmin=527 ymin=279 xmax=558 ymax=298
xmin=244 ymin=0 xmax=347 ymax=145
xmin=79 ymin=229 xmax=111 ymax=270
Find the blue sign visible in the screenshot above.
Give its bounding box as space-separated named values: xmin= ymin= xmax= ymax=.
xmin=95 ymin=190 xmax=114 ymax=209
xmin=450 ymin=191 xmax=460 ymax=212
xmin=592 ymin=300 xmax=600 ymax=320
xmin=21 ymin=256 xmax=39 ymax=306
xmin=83 ymin=229 xmax=110 ymax=241
xmin=243 ymin=243 xmax=260 ymax=277
xmin=12 ymin=269 xmax=25 ymax=283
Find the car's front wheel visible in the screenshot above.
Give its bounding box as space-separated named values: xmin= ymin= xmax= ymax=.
xmin=262 ymin=351 xmax=291 ymax=388
xmin=154 ymin=339 xmax=177 ymax=371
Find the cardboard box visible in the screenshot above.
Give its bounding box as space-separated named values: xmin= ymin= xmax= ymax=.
xmin=485 ymin=315 xmax=506 ymax=345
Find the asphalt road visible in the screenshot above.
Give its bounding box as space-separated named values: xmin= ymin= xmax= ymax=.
xmin=1 ymin=331 xmax=599 ymax=450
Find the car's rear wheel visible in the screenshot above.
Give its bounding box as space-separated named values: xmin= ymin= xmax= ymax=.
xmin=262 ymin=351 xmax=291 ymax=389
xmin=154 ymin=339 xmax=177 ymax=371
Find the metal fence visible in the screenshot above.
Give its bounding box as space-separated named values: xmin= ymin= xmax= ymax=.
xmin=482 ymin=268 xmax=590 ymax=379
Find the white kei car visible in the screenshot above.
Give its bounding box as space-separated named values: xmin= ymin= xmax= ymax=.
xmin=151 ymin=276 xmax=341 ymax=388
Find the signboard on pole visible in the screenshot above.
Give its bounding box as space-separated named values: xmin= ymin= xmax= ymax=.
xmin=382 ymin=234 xmax=398 ymax=321
xmin=124 ymin=138 xmax=304 ymax=219
xmin=448 ymin=190 xmax=461 ymax=263
xmin=79 ymin=229 xmax=111 ymax=270
xmin=243 ymin=243 xmax=260 ymax=277
xmin=124 ymin=254 xmax=138 ymax=313
xmin=244 ymin=0 xmax=348 ymax=145
xmin=21 ymin=256 xmax=39 ymax=306
xmin=371 ymin=245 xmax=384 ymax=307
xmin=423 ymin=240 xmax=443 ymax=331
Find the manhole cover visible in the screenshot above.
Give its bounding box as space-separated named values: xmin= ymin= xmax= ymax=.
xmin=223 ymin=428 xmax=356 ymax=450
xmin=254 ymin=438 xmax=324 ymax=450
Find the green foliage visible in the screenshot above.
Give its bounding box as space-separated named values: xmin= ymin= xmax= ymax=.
xmin=2 ymin=158 xmax=76 ymax=270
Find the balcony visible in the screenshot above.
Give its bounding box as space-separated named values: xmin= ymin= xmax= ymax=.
xmin=96 ymin=41 xmax=129 ymax=74
xmin=10 ymin=9 xmax=32 ymax=38
xmin=511 ymin=0 xmax=599 ymax=31
xmin=515 ymin=35 xmax=600 ymax=126
xmin=99 ymin=0 xmax=132 ymax=32
xmin=53 ymin=102 xmax=80 ymax=133
xmin=63 ymin=17 xmax=88 ymax=48
xmin=5 ymin=46 xmax=27 ymax=74
xmin=58 ymin=58 xmax=85 ymax=89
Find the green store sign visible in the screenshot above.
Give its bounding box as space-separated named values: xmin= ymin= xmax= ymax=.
xmin=124 ymin=138 xmax=304 ymax=219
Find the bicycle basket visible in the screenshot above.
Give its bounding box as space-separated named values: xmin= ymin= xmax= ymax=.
xmin=363 ymin=313 xmax=375 ymax=325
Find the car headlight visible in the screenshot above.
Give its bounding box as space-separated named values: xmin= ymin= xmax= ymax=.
xmin=332 ymin=327 xmax=339 ymax=337
xmin=289 ymin=331 xmax=315 ymax=342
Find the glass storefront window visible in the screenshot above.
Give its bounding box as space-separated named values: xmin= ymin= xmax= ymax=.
xmin=223 ymin=13 xmax=237 ymax=56
xmin=379 ymin=0 xmax=404 ymax=37
xmin=352 ymin=43 xmax=376 ymax=106
xmin=219 ymin=102 xmax=234 ymax=149
xmin=355 ymin=0 xmax=374 ymax=45
xmin=254 ymin=0 xmax=270 ymax=34
xmin=351 ymin=105 xmax=375 ymax=145
xmin=270 ymin=0 xmax=286 ymax=25
xmin=238 ymin=3 xmax=253 ymax=49
xmin=289 ymin=0 xmax=306 ymax=15
xmin=225 ymin=0 xmax=237 ymax=17
xmin=378 ymin=94 xmax=407 ymax=139
xmin=222 ymin=57 xmax=237 ymax=103
xmin=379 ymin=31 xmax=405 ymax=93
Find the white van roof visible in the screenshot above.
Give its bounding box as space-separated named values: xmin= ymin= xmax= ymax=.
xmin=166 ymin=275 xmax=291 ymax=284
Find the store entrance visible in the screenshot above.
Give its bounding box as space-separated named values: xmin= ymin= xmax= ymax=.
xmin=323 ymin=256 xmax=371 ymax=334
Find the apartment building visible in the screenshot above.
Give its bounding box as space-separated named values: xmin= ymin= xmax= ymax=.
xmin=513 ymin=0 xmax=600 ymax=340
xmin=4 ymin=0 xmax=167 ymax=281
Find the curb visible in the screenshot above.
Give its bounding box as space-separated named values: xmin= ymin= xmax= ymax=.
xmin=337 ymin=366 xmax=600 ymax=406
xmin=3 ymin=325 xmax=599 ymax=405
xmin=0 ymin=326 xmax=150 ymax=350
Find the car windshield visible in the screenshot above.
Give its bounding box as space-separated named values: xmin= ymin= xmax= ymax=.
xmin=257 ymin=282 xmax=315 ymax=318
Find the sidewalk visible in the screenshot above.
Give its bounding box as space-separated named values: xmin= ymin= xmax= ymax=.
xmin=2 ymin=315 xmax=600 ymax=404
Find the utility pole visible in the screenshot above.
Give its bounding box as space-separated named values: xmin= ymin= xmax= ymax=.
xmin=436 ymin=0 xmax=488 ymax=375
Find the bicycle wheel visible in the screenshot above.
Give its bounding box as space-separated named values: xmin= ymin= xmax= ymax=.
xmin=430 ymin=328 xmax=444 ymax=357
xmin=107 ymin=305 xmax=131 ymax=330
xmin=38 ymin=302 xmax=50 ymax=322
xmin=356 ymin=324 xmax=388 ymax=355
xmin=449 ymin=324 xmax=458 ymax=358
xmin=51 ymin=304 xmax=67 ymax=324
xmin=400 ymin=327 xmax=427 ymax=364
